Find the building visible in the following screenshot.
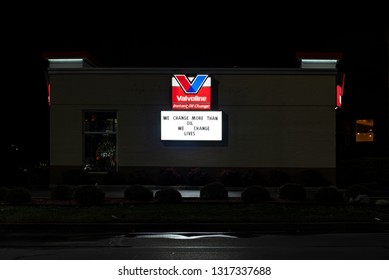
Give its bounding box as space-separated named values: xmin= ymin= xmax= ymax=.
xmin=44 ymin=52 xmax=342 ymax=185
xmin=336 ymin=30 xmax=389 ymax=158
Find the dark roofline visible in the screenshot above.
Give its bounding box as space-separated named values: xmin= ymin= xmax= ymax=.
xmin=47 ymin=67 xmax=338 ymax=75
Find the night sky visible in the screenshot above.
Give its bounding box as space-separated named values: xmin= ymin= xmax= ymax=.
xmin=3 ymin=26 xmax=388 ymax=170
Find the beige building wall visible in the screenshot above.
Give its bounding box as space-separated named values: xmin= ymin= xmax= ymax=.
xmin=49 ymin=69 xmax=337 ymax=183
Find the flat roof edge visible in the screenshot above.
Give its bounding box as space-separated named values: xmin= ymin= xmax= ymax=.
xmin=47 ymin=67 xmax=339 ymax=75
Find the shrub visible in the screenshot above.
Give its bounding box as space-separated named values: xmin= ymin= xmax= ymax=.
xmin=155 ymin=188 xmax=182 ymax=203
xmin=4 ymin=187 xmax=32 ymax=204
xmin=73 ymin=185 xmax=105 ymax=206
xmin=25 ymin=168 xmax=49 ymax=186
xmin=103 ymin=171 xmax=127 ymax=185
xmin=241 ymin=185 xmax=271 ymax=203
xmin=51 ymin=185 xmax=74 ymax=201
xmin=218 ymin=169 xmax=242 ymax=188
xmin=0 ymin=187 xmax=10 ymax=201
xmin=63 ymin=169 xmax=93 ymax=185
xmin=0 ymin=187 xmax=9 ymax=201
xmin=158 ymin=168 xmax=183 ymax=186
xmin=298 ymin=169 xmax=332 ymax=187
xmin=337 ymin=157 xmax=389 ymax=186
xmin=241 ymin=170 xmax=268 ymax=187
xmin=344 ymin=184 xmax=370 ymax=200
xmin=186 ymin=168 xmax=211 ymax=186
xmin=1 ymin=168 xmax=28 ymax=186
xmin=278 ymin=183 xmax=306 ymax=201
xmin=124 ymin=184 xmax=153 ymax=201
xmin=200 ymin=182 xmax=228 ymax=200
xmin=127 ymin=169 xmax=154 ymax=185
xmin=268 ymin=170 xmax=290 ymax=187
xmin=314 ymin=186 xmax=345 ymax=204
xmin=350 ymin=194 xmax=370 ymax=204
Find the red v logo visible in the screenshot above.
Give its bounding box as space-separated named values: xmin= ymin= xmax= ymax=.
xmin=174 ymin=75 xmax=208 ymax=94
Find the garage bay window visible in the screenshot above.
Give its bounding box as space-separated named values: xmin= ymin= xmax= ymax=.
xmin=83 ymin=111 xmax=117 ymax=172
xmin=355 ymin=119 xmax=374 ymax=142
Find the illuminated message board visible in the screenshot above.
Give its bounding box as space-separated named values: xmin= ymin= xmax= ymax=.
xmin=161 ymin=111 xmax=222 ymax=141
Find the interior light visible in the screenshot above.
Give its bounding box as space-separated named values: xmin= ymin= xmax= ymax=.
xmin=301 ymin=59 xmax=338 ymax=64
xmin=300 ymin=59 xmax=338 ymax=69
xmin=48 ymin=58 xmax=84 ymax=63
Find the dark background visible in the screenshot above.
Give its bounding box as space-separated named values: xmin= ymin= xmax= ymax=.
xmin=3 ymin=26 xmax=388 ymax=184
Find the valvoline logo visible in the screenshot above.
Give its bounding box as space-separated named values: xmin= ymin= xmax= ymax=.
xmin=172 ymin=74 xmax=211 ymax=110
xmin=174 ymin=74 xmax=208 ymax=94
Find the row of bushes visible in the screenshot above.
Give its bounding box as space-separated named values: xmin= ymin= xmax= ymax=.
xmin=63 ymin=168 xmax=333 ymax=188
xmin=0 ymin=185 xmax=105 ymax=206
xmin=0 ymin=182 xmax=378 ymax=206
xmin=1 ymin=167 xmax=49 ymax=187
xmin=6 ymin=157 xmax=389 ymax=188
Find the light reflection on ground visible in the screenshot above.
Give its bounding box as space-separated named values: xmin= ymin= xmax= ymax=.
xmin=130 ymin=232 xmax=239 ymax=239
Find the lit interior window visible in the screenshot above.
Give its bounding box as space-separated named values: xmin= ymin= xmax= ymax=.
xmin=83 ymin=111 xmax=117 ymax=172
xmin=356 ymin=119 xmax=374 ymax=142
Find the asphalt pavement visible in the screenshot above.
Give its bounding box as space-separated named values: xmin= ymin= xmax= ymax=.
xmin=1 ymin=231 xmax=389 ymax=260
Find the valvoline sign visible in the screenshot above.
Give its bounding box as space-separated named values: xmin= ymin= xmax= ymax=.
xmin=172 ymin=74 xmax=211 ymax=110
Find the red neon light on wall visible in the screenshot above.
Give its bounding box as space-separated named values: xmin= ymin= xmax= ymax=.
xmin=336 ymin=73 xmax=345 ymax=108
xmin=47 ymin=83 xmax=51 ymax=106
xmin=337 ymin=85 xmax=342 ymax=107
